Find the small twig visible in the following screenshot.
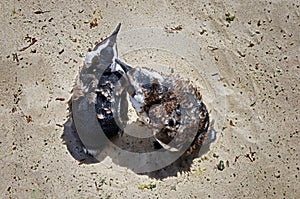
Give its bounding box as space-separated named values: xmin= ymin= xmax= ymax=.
xmin=58 ymin=49 xmax=64 ymax=55
xmin=12 ymin=53 xmax=19 ymax=62
xmin=245 ymin=147 xmax=256 ymax=162
xmin=19 ymin=38 xmax=37 ymax=52
xmin=208 ymin=45 xmax=219 ymax=51
xmin=34 ymin=10 xmax=50 ymax=14
xmin=234 ymin=155 xmax=240 ymax=162
xmin=78 ymin=159 xmax=85 ymax=165
xmin=55 ymin=97 xmax=65 ymax=101
xmin=95 ymin=182 xmax=99 ymax=191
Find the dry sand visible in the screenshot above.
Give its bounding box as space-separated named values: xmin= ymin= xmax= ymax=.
xmin=0 ymin=0 xmax=299 ymax=198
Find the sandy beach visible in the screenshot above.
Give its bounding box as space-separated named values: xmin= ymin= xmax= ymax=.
xmin=0 ymin=0 xmax=299 ymax=198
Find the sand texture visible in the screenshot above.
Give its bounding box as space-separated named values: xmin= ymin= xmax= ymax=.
xmin=0 ymin=0 xmax=299 ymax=198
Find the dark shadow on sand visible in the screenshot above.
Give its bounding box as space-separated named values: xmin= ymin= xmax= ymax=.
xmin=61 ymin=115 xmax=214 ymax=179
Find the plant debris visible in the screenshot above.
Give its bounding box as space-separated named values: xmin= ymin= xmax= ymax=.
xmin=217 ymin=160 xmax=225 ymax=171
xmin=58 ymin=49 xmax=64 ymax=55
xmin=226 ymin=160 xmax=230 ymax=167
xmin=56 ymin=124 xmax=63 ymax=127
xmin=164 ymin=25 xmax=183 ymax=33
xmin=12 ymin=53 xmax=19 ymax=62
xmin=170 ymin=25 xmax=182 ymax=31
xmin=199 ymin=29 xmax=207 ymax=35
xmin=225 ymin=12 xmax=235 ymax=23
xmin=234 ymin=147 xmax=256 ymax=163
xmin=229 ymin=120 xmax=235 ymax=126
xmin=98 ymin=178 xmax=106 ymax=186
xmin=138 ymin=182 xmax=156 ymax=190
xmin=78 ymin=159 xmax=85 ymax=165
xmin=245 ymin=147 xmax=256 ymax=162
xmin=90 ymin=18 xmax=98 ymax=28
xmin=34 ymin=10 xmax=50 ymax=14
xmin=19 ymin=35 xmax=37 ymax=52
xmin=208 ymin=45 xmax=219 ymax=51
xmin=55 ymin=97 xmax=65 ymax=101
xmin=25 ymin=115 xmax=33 ymax=123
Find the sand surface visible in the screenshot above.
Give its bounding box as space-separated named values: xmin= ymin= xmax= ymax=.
xmin=0 ymin=0 xmax=299 ymax=198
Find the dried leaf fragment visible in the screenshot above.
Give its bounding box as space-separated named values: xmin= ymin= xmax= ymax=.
xmin=90 ymin=18 xmax=98 ymax=28
xmin=138 ymin=182 xmax=156 ymax=190
xmin=25 ymin=115 xmax=33 ymax=123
